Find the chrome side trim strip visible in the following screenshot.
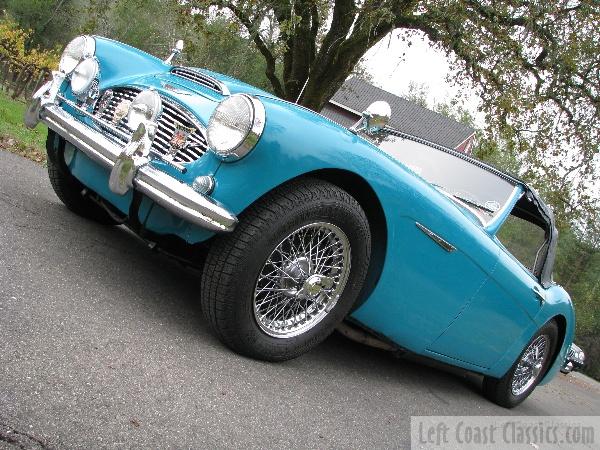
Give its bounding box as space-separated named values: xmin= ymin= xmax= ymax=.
xmin=415 ymin=222 xmax=456 ymax=252
xmin=40 ymin=104 xmax=237 ymax=232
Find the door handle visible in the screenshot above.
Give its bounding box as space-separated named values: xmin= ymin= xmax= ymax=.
xmin=533 ymin=285 xmax=546 ymax=305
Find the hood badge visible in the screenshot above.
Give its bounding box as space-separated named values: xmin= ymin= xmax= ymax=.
xmin=169 ymin=123 xmax=195 ymax=155
xmin=161 ymin=82 xmax=192 ymax=95
xmin=113 ymin=99 xmax=132 ymax=124
xmin=95 ymin=90 xmax=113 ymax=117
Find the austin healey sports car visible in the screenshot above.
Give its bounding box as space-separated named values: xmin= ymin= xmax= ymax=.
xmin=25 ymin=35 xmax=585 ymax=408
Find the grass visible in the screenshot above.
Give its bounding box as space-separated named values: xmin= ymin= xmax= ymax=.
xmin=0 ymin=89 xmax=47 ymax=163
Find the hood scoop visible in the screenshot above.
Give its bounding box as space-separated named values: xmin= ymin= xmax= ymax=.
xmin=170 ymin=67 xmax=230 ymax=96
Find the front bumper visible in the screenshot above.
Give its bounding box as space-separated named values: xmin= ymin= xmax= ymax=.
xmin=29 ymin=87 xmax=237 ymax=233
xmin=560 ymin=343 xmax=585 ymax=374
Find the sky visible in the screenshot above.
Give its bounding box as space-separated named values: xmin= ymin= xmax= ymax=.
xmin=363 ymin=30 xmax=483 ymax=125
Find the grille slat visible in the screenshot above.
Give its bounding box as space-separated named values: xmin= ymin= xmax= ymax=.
xmin=170 ymin=67 xmax=227 ymax=95
xmin=93 ymin=87 xmax=208 ymax=164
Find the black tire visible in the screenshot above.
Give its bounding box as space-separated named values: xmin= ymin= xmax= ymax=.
xmin=483 ymin=320 xmax=559 ymax=408
xmin=201 ymin=178 xmax=371 ymax=361
xmin=46 ymin=131 xmax=120 ymax=226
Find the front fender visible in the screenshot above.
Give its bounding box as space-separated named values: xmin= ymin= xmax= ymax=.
xmin=537 ymin=285 xmax=575 ymax=385
xmin=210 ymin=96 xmax=423 ymax=218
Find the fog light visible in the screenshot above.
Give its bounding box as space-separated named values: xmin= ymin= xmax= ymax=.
xmin=193 ymin=176 xmax=215 ymax=195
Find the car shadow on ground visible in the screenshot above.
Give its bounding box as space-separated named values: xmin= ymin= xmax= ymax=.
xmin=45 ymin=199 xmax=486 ymax=402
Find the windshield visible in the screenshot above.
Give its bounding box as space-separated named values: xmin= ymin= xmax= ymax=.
xmin=374 ymin=133 xmax=517 ymax=223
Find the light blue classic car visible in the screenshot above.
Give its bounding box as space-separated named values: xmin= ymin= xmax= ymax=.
xmin=26 ymin=35 xmax=585 ymax=408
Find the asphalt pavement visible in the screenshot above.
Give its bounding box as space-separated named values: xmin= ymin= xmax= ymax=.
xmin=1 ymin=150 xmax=599 ymax=449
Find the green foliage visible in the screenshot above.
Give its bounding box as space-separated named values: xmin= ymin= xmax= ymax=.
xmin=403 ymin=81 xmax=429 ymax=108
xmin=496 ymin=215 xmax=546 ymax=272
xmin=183 ymin=17 xmax=275 ymax=92
xmin=0 ymin=90 xmax=47 ymax=162
xmin=0 ymin=16 xmax=60 ymax=74
xmin=0 ymin=0 xmax=86 ymax=49
xmin=1 ymin=0 xmax=275 ymax=92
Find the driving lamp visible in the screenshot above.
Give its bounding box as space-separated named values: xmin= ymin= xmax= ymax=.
xmin=127 ymin=89 xmax=162 ymax=131
xmin=70 ymin=58 xmax=99 ymax=95
xmin=207 ymin=94 xmax=265 ymax=161
xmin=59 ymin=36 xmax=96 ymax=75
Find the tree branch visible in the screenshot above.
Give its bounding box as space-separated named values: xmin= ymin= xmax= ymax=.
xmin=211 ymin=0 xmax=286 ymax=97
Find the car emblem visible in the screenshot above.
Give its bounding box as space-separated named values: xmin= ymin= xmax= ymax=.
xmin=169 ymin=124 xmax=195 ymax=154
xmin=112 ymin=99 xmax=132 ymax=124
xmin=95 ymin=90 xmax=113 ymax=116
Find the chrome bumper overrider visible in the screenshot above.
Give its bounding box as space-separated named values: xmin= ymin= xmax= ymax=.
xmin=28 ymin=86 xmax=237 ymax=232
xmin=560 ymin=343 xmax=585 ymax=374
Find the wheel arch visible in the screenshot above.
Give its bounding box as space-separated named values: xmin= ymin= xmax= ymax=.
xmin=544 ymin=314 xmax=567 ymax=379
xmin=296 ymin=168 xmax=388 ymax=311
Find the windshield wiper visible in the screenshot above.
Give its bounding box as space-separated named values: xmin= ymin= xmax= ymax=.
xmin=432 ymin=184 xmax=496 ymax=214
xmin=451 ymin=194 xmax=496 ymax=214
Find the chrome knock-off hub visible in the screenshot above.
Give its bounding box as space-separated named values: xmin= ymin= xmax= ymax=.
xmin=253 ymin=222 xmax=351 ymax=338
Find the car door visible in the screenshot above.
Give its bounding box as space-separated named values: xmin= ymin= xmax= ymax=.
xmin=427 ymin=197 xmax=548 ymax=368
xmin=350 ymin=133 xmax=517 ymax=354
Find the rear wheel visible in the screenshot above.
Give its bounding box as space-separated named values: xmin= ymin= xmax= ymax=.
xmin=483 ymin=320 xmax=558 ymax=408
xmin=47 ymin=131 xmax=120 ymax=225
xmin=200 ymin=178 xmax=371 ymax=361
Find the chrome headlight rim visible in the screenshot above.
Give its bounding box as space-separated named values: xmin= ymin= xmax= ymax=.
xmin=59 ymin=35 xmax=96 ymax=75
xmin=207 ymin=94 xmax=266 ymax=162
xmin=70 ymin=57 xmax=99 ymax=95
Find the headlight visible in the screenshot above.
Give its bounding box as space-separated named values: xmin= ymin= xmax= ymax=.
xmin=127 ymin=89 xmax=162 ymax=130
xmin=59 ymin=36 xmax=95 ymax=75
xmin=207 ymin=94 xmax=266 ymax=161
xmin=70 ymin=57 xmax=99 ymax=95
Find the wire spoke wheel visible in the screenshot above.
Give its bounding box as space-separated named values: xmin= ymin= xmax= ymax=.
xmin=510 ymin=334 xmax=549 ymax=396
xmin=253 ymin=222 xmax=352 ymax=338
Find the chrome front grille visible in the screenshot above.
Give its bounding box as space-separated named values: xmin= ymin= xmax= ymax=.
xmin=170 ymin=67 xmax=227 ymax=95
xmin=93 ymin=87 xmax=208 ymax=164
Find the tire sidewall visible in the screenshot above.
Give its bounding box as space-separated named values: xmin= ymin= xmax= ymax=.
xmin=489 ymin=321 xmax=559 ymax=408
xmin=223 ymin=186 xmax=370 ymax=359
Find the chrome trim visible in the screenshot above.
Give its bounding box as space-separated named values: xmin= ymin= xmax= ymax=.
xmin=253 ymin=222 xmax=352 ymax=338
xmin=39 ymin=103 xmax=237 ymax=232
xmin=561 ymin=343 xmax=585 ymax=374
xmin=164 ymin=39 xmax=184 ymax=65
xmin=208 ymin=94 xmax=266 ymax=162
xmin=511 ymin=334 xmax=549 ymax=395
xmin=171 ymin=67 xmax=230 ymax=96
xmin=91 ymin=86 xmax=208 ymax=170
xmin=58 ymin=94 xmax=131 ymax=141
xmin=415 ymin=222 xmax=456 ymax=252
xmin=61 ymin=92 xmax=190 ymax=172
xmin=70 ymin=57 xmax=99 ymax=95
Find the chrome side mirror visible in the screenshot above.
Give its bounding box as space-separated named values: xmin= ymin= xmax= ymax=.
xmin=350 ymin=101 xmax=391 ymax=135
xmin=164 ymin=39 xmax=184 ymax=65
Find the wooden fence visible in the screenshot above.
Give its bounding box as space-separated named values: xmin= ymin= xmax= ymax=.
xmin=0 ymin=55 xmax=51 ymax=102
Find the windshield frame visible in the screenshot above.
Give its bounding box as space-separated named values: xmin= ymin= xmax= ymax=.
xmin=372 ymin=128 xmax=520 ymax=226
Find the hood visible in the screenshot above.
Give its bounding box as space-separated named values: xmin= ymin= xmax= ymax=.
xmin=116 ymin=73 xmax=222 ymax=126
xmin=198 ymin=68 xmax=277 ymax=98
xmin=112 ymin=68 xmax=277 ymax=126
